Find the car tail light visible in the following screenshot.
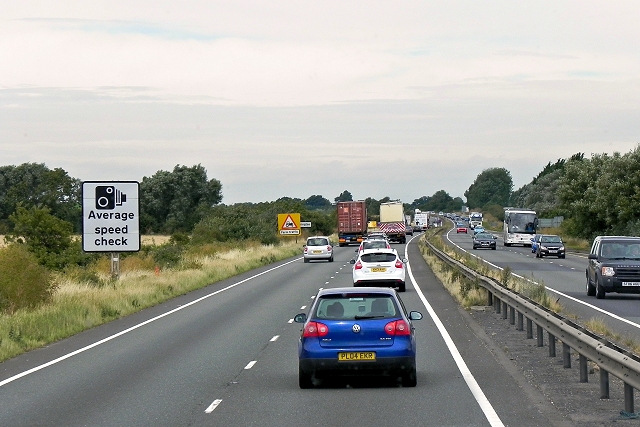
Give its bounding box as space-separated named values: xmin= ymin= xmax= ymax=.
xmin=303 ymin=248 xmax=308 ymax=254
xmin=385 ymin=320 xmax=411 ymax=336
xmin=354 ymin=261 xmax=363 ymax=270
xmin=395 ymin=259 xmax=403 ymax=268
xmin=327 ymin=246 xmax=332 ymax=252
xmin=303 ymin=321 xmax=329 ymax=337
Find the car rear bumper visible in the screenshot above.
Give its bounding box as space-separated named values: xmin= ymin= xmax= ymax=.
xmin=299 ymin=356 xmax=416 ymax=377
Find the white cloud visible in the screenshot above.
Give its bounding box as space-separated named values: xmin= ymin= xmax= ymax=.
xmin=1 ymin=1 xmax=640 ymax=204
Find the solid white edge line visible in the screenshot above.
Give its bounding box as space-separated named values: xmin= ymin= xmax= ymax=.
xmin=0 ymin=257 xmax=303 ymax=388
xmin=405 ymin=236 xmax=505 ymax=427
xmin=244 ymin=361 xmax=257 ymax=369
xmin=205 ymin=399 xmax=223 ymax=414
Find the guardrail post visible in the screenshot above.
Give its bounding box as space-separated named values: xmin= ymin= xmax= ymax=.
xmin=495 ymin=298 xmax=501 ymax=314
xmin=563 ymin=343 xmax=571 ymax=368
xmin=502 ymin=301 xmax=508 ymax=319
xmin=537 ymin=325 xmax=544 ymax=347
xmin=526 ymin=318 xmax=533 ymax=339
xmin=579 ymin=354 xmax=588 ymax=383
xmin=487 ymin=290 xmax=493 ymax=307
xmin=624 ymin=383 xmax=634 ymax=414
xmin=600 ymin=369 xmax=610 ymax=399
xmin=517 ymin=312 xmax=523 ymax=331
xmin=509 ymin=306 xmax=515 ymax=325
xmin=548 ymin=332 xmax=556 ymax=357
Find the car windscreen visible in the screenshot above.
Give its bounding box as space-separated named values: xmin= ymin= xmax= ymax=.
xmin=314 ymin=294 xmax=399 ymax=319
xmin=541 ymin=236 xmax=562 ymax=243
xmin=475 ymin=233 xmax=493 ymax=239
xmin=360 ymin=253 xmax=397 ymax=263
xmin=600 ymin=242 xmax=640 ymax=259
xmin=307 ymin=238 xmax=328 ymax=246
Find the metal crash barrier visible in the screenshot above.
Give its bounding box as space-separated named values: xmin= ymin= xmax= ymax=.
xmin=426 ymin=240 xmax=640 ymax=414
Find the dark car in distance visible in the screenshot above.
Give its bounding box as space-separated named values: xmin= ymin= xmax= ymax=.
xmin=472 ymin=232 xmax=497 ymax=250
xmin=586 ymin=236 xmax=640 ymax=299
xmin=294 ymin=287 xmax=422 ymax=388
xmin=535 ymin=235 xmax=565 ymax=258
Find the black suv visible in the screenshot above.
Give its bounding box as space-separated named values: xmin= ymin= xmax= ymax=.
xmin=586 ymin=236 xmax=640 ymax=299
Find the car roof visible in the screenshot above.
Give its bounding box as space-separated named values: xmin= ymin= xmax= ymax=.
xmin=595 ymin=236 xmax=640 ymax=240
xmin=317 ymin=287 xmax=396 ymax=297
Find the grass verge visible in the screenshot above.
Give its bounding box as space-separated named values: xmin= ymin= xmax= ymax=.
xmin=0 ymin=240 xmax=301 ymax=363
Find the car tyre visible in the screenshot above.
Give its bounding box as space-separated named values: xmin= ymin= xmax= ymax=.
xmin=303 ymin=258 xmax=309 ymax=263
xmin=402 ymin=367 xmax=417 ymax=387
xmin=329 ymin=256 xmax=334 ymax=262
xmin=398 ymin=282 xmax=406 ymax=292
xmin=491 ymin=246 xmax=496 ymax=250
xmin=559 ymin=255 xmax=565 ymax=259
xmin=595 ymin=283 xmax=606 ymax=299
xmin=299 ymin=366 xmax=313 ymax=389
xmin=586 ymin=276 xmax=596 ymax=297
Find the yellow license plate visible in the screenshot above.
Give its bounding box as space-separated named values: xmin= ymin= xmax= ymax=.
xmin=312 ymin=250 xmax=322 ymax=254
xmin=370 ymin=267 xmax=387 ymax=272
xmin=338 ymin=352 xmax=376 ymax=361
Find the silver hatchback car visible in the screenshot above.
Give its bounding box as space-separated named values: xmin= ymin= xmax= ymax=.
xmin=304 ymin=236 xmax=334 ymax=263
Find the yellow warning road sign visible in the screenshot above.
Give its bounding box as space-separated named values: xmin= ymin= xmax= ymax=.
xmin=278 ymin=213 xmax=301 ymax=235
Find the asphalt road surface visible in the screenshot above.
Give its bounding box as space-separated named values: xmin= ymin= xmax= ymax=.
xmin=0 ymin=236 xmax=568 ymax=427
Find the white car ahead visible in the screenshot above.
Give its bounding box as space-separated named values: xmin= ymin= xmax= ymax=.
xmin=303 ymin=236 xmax=334 ymax=263
xmin=351 ymin=248 xmax=407 ymax=292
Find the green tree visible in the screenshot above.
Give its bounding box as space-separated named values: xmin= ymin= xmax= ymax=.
xmin=305 ymin=195 xmax=332 ymax=210
xmin=465 ymin=168 xmax=513 ymax=209
xmin=5 ymin=205 xmax=87 ymax=270
xmin=334 ymin=190 xmax=353 ymax=202
xmin=139 ymin=164 xmax=222 ymax=233
xmin=558 ymin=146 xmax=640 ymax=238
xmin=0 ymin=163 xmax=81 ymax=232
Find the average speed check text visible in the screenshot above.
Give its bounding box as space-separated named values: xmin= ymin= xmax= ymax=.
xmin=87 ymin=210 xmax=135 ymax=221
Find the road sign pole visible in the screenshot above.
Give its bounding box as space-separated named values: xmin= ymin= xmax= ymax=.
xmin=111 ymin=252 xmax=120 ymax=279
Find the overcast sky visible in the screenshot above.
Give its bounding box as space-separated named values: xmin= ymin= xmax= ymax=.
xmin=2 ymin=1 xmax=639 ymax=204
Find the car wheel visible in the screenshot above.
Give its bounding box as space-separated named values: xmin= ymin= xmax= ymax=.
xmin=586 ymin=276 xmax=596 ymax=297
xmin=595 ymin=283 xmax=606 ymax=299
xmin=559 ymin=255 xmax=565 ymax=259
xmin=491 ymin=246 xmax=496 ymax=250
xmin=304 ymin=258 xmax=309 ymax=263
xmin=299 ymin=366 xmax=313 ymax=389
xmin=401 ymin=367 xmax=417 ymax=387
xmin=329 ymin=256 xmax=334 ymax=262
xmin=398 ymin=282 xmax=406 ymax=292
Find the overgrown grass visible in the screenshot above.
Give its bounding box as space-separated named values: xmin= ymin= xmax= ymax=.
xmin=0 ymin=240 xmax=301 ymax=362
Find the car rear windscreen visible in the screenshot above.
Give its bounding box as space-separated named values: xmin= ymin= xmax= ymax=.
xmin=360 ymin=253 xmax=397 ymax=263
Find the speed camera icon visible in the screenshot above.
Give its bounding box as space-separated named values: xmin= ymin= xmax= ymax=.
xmin=95 ymin=186 xmax=127 ymax=210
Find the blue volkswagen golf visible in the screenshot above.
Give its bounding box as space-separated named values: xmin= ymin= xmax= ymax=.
xmin=294 ymin=287 xmax=423 ymax=388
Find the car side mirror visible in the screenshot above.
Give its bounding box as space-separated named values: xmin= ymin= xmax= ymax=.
xmin=294 ymin=313 xmax=307 ymax=323
xmin=350 ymin=259 xmax=356 ymax=264
xmin=588 ymin=254 xmax=598 ymax=260
xmin=402 ymin=258 xmax=408 ymax=263
xmin=409 ymin=311 xmax=423 ymax=320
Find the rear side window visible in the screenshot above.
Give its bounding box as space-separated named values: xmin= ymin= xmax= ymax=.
xmin=360 ymin=253 xmax=397 ymax=263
